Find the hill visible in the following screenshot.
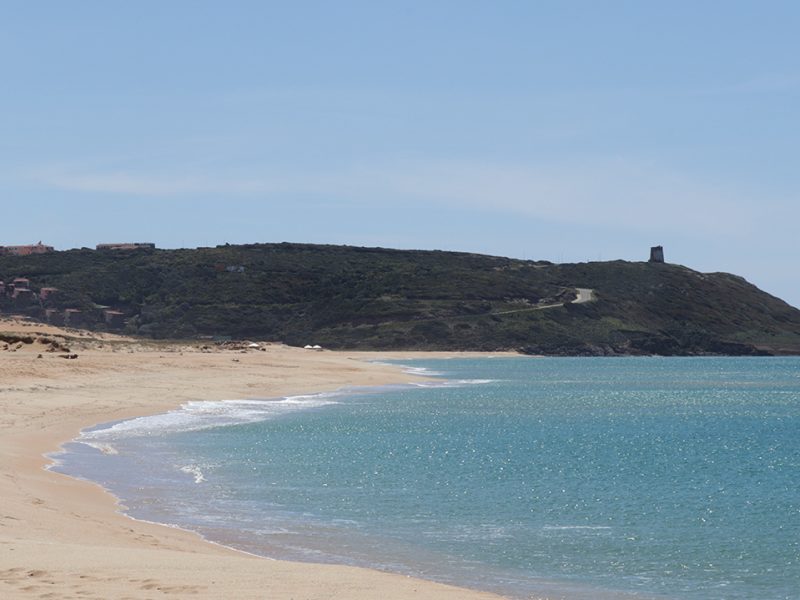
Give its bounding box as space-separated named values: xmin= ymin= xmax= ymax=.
xmin=1 ymin=242 xmax=799 ymax=355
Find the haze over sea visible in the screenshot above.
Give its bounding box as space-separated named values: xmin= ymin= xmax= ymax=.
xmin=53 ymin=357 xmax=799 ymax=600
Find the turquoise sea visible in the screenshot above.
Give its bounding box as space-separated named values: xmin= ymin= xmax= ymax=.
xmin=52 ymin=357 xmax=800 ymax=599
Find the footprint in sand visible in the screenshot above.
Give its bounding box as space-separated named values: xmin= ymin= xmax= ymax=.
xmin=140 ymin=582 xmax=203 ymax=594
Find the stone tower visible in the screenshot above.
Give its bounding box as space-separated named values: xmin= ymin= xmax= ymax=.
xmin=649 ymin=245 xmax=665 ymax=263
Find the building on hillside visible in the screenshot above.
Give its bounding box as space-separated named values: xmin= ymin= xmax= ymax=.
xmin=649 ymin=246 xmax=665 ymax=263
xmin=12 ymin=288 xmax=33 ymax=307
xmin=96 ymin=242 xmax=156 ymax=251
xmin=103 ymin=309 xmax=126 ymax=329
xmin=64 ymin=308 xmax=84 ymax=327
xmin=0 ymin=242 xmax=55 ymax=256
xmin=39 ymin=287 xmax=59 ymax=301
xmin=45 ymin=309 xmax=64 ymax=326
xmin=12 ymin=278 xmax=30 ymax=290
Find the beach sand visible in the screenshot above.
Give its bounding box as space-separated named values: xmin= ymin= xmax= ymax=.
xmin=0 ymin=318 xmax=519 ymax=599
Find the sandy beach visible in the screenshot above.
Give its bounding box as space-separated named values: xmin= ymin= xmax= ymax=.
xmin=0 ymin=318 xmax=517 ymax=600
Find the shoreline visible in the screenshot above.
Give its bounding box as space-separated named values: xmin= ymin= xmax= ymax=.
xmin=48 ymin=378 xmax=508 ymax=593
xmin=0 ymin=329 xmax=517 ymax=599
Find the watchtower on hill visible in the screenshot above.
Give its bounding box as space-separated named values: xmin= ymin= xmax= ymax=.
xmin=649 ymin=245 xmax=665 ymax=263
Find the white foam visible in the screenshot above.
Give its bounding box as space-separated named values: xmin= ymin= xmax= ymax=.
xmin=369 ymin=361 xmax=446 ymax=377
xmin=542 ymin=525 xmax=612 ymax=531
xmin=76 ymin=376 xmax=494 ymax=447
xmin=179 ymin=464 xmax=206 ymax=483
xmin=369 ymin=361 xmax=497 ymax=387
xmin=79 ymin=393 xmax=342 ymax=443
xmin=402 ymin=365 xmax=445 ymax=377
xmin=411 ymin=378 xmax=496 ymax=388
xmin=80 ymin=441 xmax=119 ymax=455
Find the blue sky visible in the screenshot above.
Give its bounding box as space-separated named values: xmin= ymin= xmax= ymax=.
xmin=2 ymin=1 xmax=799 ymax=306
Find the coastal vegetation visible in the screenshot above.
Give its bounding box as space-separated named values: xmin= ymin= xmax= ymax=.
xmin=1 ymin=242 xmax=799 ymax=355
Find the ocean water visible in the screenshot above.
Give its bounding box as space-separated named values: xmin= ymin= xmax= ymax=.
xmin=51 ymin=357 xmax=800 ymax=599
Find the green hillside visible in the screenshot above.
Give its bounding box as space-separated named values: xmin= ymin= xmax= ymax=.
xmin=2 ymin=243 xmax=799 ymax=355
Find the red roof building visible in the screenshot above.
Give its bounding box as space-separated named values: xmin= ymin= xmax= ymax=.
xmin=0 ymin=242 xmax=54 ymax=256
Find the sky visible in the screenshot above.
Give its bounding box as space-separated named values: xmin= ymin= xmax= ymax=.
xmin=2 ymin=1 xmax=799 ymax=306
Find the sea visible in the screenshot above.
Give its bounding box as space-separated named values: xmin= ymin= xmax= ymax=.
xmin=50 ymin=357 xmax=800 ymax=600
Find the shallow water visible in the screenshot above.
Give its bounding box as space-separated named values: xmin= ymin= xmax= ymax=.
xmin=52 ymin=357 xmax=800 ymax=599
